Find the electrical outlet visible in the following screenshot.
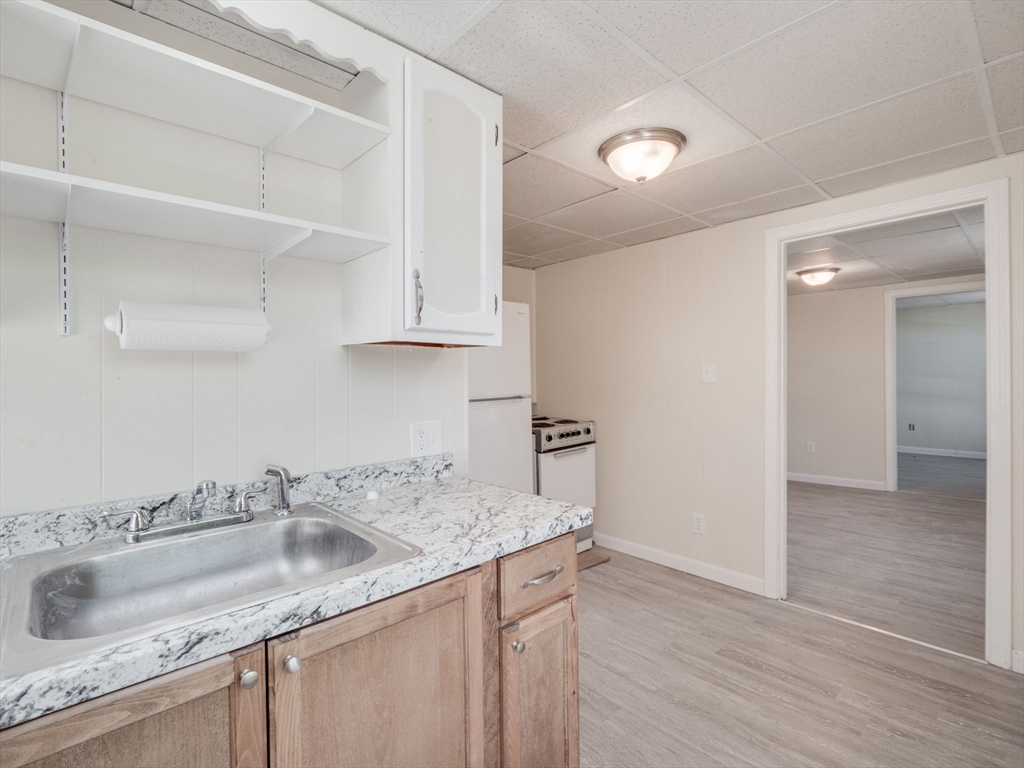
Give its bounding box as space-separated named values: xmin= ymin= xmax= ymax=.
xmin=410 ymin=421 xmax=442 ymax=457
xmin=692 ymin=513 xmax=706 ymax=536
xmin=806 ymin=441 xmax=816 ymax=454
xmin=909 ymin=423 xmax=915 ymax=431
xmin=701 ymin=363 xmax=716 ymax=384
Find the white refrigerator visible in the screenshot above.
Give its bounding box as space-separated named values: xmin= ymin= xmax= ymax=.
xmin=467 ymin=302 xmax=534 ymax=493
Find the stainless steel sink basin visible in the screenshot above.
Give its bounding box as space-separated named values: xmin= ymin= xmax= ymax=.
xmin=1 ymin=503 xmax=421 ymax=677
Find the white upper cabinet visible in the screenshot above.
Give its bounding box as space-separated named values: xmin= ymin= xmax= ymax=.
xmin=404 ymin=59 xmax=502 ymax=341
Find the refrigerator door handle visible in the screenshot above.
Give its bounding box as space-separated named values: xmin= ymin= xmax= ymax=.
xmin=468 ymin=395 xmax=527 ymax=404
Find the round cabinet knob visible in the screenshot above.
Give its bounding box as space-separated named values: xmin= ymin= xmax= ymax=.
xmin=511 ymin=641 xmax=527 ymax=654
xmin=239 ymin=668 xmax=260 ymax=689
xmin=284 ymin=654 xmax=301 ymax=674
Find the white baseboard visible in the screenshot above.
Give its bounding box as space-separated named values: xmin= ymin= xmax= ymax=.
xmin=593 ymin=533 xmax=764 ymax=596
xmin=1013 ymin=650 xmax=1024 ymax=674
xmin=787 ymin=472 xmax=887 ymax=491
xmin=898 ymin=446 xmax=987 ymax=460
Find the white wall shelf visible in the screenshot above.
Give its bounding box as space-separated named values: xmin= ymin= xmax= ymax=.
xmin=0 ymin=0 xmax=389 ymax=171
xmin=0 ymin=162 xmax=389 ymax=264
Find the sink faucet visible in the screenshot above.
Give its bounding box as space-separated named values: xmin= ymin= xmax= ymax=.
xmin=188 ymin=480 xmax=216 ymax=521
xmin=265 ymin=465 xmax=293 ymax=516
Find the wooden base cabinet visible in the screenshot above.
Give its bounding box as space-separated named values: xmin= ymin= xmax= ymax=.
xmin=0 ymin=645 xmax=267 ymax=768
xmin=267 ymin=569 xmax=488 ymax=768
xmin=0 ymin=535 xmax=581 ymax=768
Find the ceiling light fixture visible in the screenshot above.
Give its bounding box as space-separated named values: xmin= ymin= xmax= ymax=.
xmin=797 ymin=267 xmax=840 ymax=286
xmin=598 ymin=128 xmax=686 ymax=184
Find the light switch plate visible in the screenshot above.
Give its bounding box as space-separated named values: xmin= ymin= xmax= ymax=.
xmin=701 ymin=363 xmax=716 ymax=383
xmin=806 ymin=441 xmax=816 ymax=454
xmin=411 ymin=421 xmax=442 ymax=457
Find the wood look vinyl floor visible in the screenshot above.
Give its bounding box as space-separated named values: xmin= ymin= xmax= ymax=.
xmin=788 ymin=458 xmax=986 ymax=658
xmin=577 ymin=548 xmax=1023 ymax=768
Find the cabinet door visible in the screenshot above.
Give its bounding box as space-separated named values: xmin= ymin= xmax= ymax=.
xmin=268 ymin=569 xmax=490 ymax=768
xmin=501 ymin=597 xmax=579 ymax=768
xmin=405 ymin=58 xmax=502 ymax=337
xmin=0 ymin=646 xmax=267 ymax=768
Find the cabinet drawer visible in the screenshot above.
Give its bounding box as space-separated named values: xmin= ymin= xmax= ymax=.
xmin=499 ymin=534 xmax=576 ymax=621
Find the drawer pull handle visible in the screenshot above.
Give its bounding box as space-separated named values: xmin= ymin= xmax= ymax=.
xmin=521 ymin=564 xmax=564 ymax=589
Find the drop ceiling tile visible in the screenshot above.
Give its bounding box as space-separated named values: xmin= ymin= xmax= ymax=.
xmin=503 ymin=251 xmax=525 ymax=264
xmin=688 ymin=0 xmax=971 ymax=139
xmin=885 ymin=257 xmax=984 ymax=277
xmin=971 ymin=0 xmax=1024 ymax=62
xmin=606 ymin=216 xmax=706 ymax=246
xmin=853 ymin=228 xmax=978 ymax=262
xmin=635 ymin=146 xmax=804 ymax=213
xmin=536 ymin=83 xmax=754 ymax=185
xmin=818 ymin=138 xmax=997 ymax=197
xmin=535 ymin=190 xmax=676 ymax=238
xmin=436 ymin=1 xmax=667 ymax=147
xmin=504 ymin=213 xmax=527 ymax=231
xmin=770 ymin=75 xmax=989 ymax=181
xmin=896 ymin=294 xmax=950 ymax=308
xmin=891 ymin=265 xmax=985 ymax=281
xmin=541 ymin=240 xmax=619 ymax=264
xmin=988 ymin=57 xmax=1024 ymax=132
xmin=942 ymin=289 xmax=986 ymax=304
xmin=786 ymin=245 xmax=865 ymax=271
xmin=963 ymin=222 xmax=985 ymax=254
xmin=585 ymin=1 xmax=826 ymax=76
xmin=957 ymin=205 xmax=985 ymax=225
xmin=1001 ymin=128 xmax=1024 ymax=154
xmin=696 ymin=185 xmax=821 ymax=225
xmin=311 ymin=1 xmax=488 ymax=57
xmin=503 ymin=221 xmax=589 ymax=256
xmin=503 ymin=155 xmax=614 ymax=219
xmin=503 ymin=144 xmax=525 ymax=164
xmin=508 ymin=256 xmax=555 ymax=270
xmin=836 ymin=275 xmax=907 ymax=290
xmin=838 ymin=213 xmax=962 ymax=244
xmin=787 ymin=235 xmax=847 ymax=254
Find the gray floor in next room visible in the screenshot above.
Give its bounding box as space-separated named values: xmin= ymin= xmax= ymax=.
xmin=576 ymin=547 xmax=1023 ymax=768
xmin=788 ymin=454 xmax=987 ymax=658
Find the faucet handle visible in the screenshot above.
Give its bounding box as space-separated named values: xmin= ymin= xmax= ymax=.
xmin=100 ymin=508 xmax=151 ymax=532
xmin=234 ymin=490 xmax=258 ymax=514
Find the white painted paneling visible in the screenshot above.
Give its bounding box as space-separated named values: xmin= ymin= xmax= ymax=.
xmin=897 ymin=303 xmax=987 ymax=455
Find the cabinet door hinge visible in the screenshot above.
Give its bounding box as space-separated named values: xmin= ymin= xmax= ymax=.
xmin=494 ymin=294 xmax=498 ymax=314
xmin=495 ymin=124 xmax=499 ymax=147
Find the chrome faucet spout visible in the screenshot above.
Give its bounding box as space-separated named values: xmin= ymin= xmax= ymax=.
xmin=264 ymin=465 xmax=293 ymax=516
xmin=188 ymin=480 xmax=216 ymax=521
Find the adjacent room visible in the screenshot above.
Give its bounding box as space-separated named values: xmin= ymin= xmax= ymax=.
xmin=785 ymin=209 xmax=988 ymax=658
xmin=0 ymin=1 xmax=1021 ymax=768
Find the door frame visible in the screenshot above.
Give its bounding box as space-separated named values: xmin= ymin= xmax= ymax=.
xmin=883 ymin=279 xmax=987 ymax=492
xmin=762 ymin=178 xmax=1013 ymax=669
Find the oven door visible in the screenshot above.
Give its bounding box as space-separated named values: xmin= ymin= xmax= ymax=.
xmin=536 ymin=443 xmax=596 ymax=508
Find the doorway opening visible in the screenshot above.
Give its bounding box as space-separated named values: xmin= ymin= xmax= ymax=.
xmin=763 ymin=181 xmax=1013 ymax=669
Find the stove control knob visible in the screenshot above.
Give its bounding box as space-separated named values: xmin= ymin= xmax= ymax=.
xmin=585 ymin=427 xmax=592 ymax=435
xmin=545 ymin=434 xmax=553 ymax=442
xmin=575 ymin=430 xmax=581 ymax=436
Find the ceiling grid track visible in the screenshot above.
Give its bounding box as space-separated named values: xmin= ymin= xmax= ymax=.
xmin=954 ymin=0 xmax=1006 ymax=157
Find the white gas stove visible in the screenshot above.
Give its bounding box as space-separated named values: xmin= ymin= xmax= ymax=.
xmin=532 ymin=416 xmax=596 ymax=552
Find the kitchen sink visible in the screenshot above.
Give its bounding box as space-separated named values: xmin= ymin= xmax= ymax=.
xmin=0 ymin=503 xmax=421 ymax=677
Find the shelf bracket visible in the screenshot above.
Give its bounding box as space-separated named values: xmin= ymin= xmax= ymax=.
xmin=259 ymin=228 xmax=312 ymax=317
xmin=59 ymin=223 xmax=70 ymax=336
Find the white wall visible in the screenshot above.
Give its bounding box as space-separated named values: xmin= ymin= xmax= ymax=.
xmin=502 ymin=265 xmax=537 ymax=400
xmin=898 ymin=303 xmax=986 ymax=456
xmin=787 ymin=275 xmax=983 ymax=483
xmin=0 ymin=76 xmax=467 ymax=517
xmin=535 ymin=154 xmax=1024 ymax=654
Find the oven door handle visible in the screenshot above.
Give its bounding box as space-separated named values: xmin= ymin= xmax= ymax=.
xmin=552 ymin=446 xmax=589 ymax=458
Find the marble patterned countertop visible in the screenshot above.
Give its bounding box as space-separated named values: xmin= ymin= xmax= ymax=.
xmin=0 ymin=459 xmax=591 ymax=730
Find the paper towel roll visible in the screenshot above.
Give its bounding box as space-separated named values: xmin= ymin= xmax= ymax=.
xmin=104 ymin=302 xmax=270 ymax=352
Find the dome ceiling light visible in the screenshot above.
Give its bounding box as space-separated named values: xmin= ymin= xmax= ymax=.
xmin=598 ymin=128 xmax=686 ymax=184
xmin=797 ymin=267 xmax=841 ymax=286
